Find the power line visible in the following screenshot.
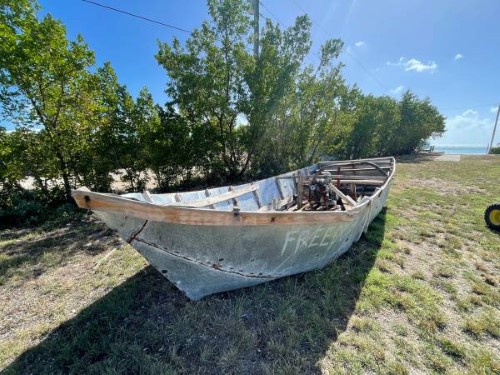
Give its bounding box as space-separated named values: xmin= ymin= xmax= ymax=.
xmin=343 ymin=50 xmax=390 ymax=91
xmin=291 ymin=0 xmax=308 ymax=16
xmin=259 ymin=1 xmax=281 ymax=25
xmin=83 ymin=0 xmax=257 ymax=55
xmin=81 ymin=0 xmax=191 ymax=33
xmin=290 ymin=0 xmax=490 ymax=104
xmin=289 ymin=0 xmax=390 ymax=92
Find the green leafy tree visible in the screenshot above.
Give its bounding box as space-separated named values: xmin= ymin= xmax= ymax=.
xmin=156 ymin=0 xmax=349 ymax=181
xmin=1 ymin=0 xmax=447 ymax=216
xmin=8 ymin=128 xmax=61 ymax=195
xmin=72 ymin=63 xmax=126 ymax=191
xmin=139 ymin=105 xmax=194 ymax=191
xmin=291 ymin=40 xmax=347 ymax=166
xmin=388 ymin=91 xmax=445 ymax=155
xmin=0 ymin=0 xmax=95 ymax=199
xmin=121 ymin=87 xmax=156 ymax=192
xmin=0 ymin=127 xmax=25 ymax=188
xmin=242 ymin=16 xmax=314 ymax=176
xmin=156 ymin=0 xmax=252 ymax=182
xmin=345 ymin=94 xmax=400 ymax=159
xmin=338 ymin=91 xmax=444 ymax=159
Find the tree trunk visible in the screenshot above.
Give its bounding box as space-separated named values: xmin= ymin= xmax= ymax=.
xmin=55 ymin=151 xmax=72 ymax=201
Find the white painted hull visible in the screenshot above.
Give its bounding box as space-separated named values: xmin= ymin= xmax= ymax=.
xmin=73 ymin=157 xmax=394 ymax=300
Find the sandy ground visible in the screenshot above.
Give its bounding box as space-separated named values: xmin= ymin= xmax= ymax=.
xmin=19 ymin=169 xmax=158 ymax=193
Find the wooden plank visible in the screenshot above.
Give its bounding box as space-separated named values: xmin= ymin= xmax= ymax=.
xmin=277 ymin=176 xmax=386 ymax=185
xmin=71 ymin=157 xmax=396 ymax=227
xmin=335 ymin=179 xmax=385 ymax=185
xmin=318 ymin=162 xmax=393 ymax=169
xmin=320 ymin=175 xmax=387 ymax=180
xmin=171 ymin=184 xmax=258 ymax=208
xmin=275 ymin=178 xmax=285 ymax=199
xmin=317 ymin=157 xmax=394 ymax=167
xmin=297 ymin=172 xmax=304 ymax=209
xmin=205 ymin=189 xmax=216 ymax=209
xmin=350 ymin=183 xmax=357 ymax=201
xmin=72 ymin=189 xmax=365 ymax=226
xmin=320 ymin=166 xmax=392 ymax=173
xmin=252 ymin=189 xmax=262 ymax=208
xmin=329 ymin=184 xmax=356 ymax=206
xmin=142 ymin=191 xmax=154 ymax=203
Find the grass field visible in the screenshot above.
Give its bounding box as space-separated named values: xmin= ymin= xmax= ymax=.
xmin=1 ymin=154 xmax=499 ymax=374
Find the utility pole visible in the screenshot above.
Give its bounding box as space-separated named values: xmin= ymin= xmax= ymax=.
xmin=488 ymin=104 xmax=500 ymax=154
xmin=251 ymin=0 xmax=259 ymax=58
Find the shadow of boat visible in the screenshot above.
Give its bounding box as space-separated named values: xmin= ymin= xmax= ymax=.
xmin=3 ymin=210 xmax=387 ymax=374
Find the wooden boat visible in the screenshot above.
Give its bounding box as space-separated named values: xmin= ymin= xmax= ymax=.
xmin=72 ymin=156 xmax=395 ymax=300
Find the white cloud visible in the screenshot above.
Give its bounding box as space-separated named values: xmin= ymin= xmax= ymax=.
xmin=406 ymin=58 xmax=438 ymax=72
xmin=461 ymin=109 xmax=477 ymax=117
xmin=437 ymin=109 xmax=494 ymax=145
xmin=490 ymin=106 xmax=499 ymax=114
xmin=354 ymin=41 xmax=365 ymax=47
xmin=387 ymin=57 xmax=438 ymax=73
xmin=389 ymin=85 xmax=404 ymax=95
xmin=454 ymin=53 xmax=464 ymax=61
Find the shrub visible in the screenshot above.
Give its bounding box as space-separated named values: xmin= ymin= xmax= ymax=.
xmin=0 ymin=188 xmax=44 ymax=227
xmin=0 ymin=184 xmax=68 ymax=227
xmin=489 ymin=146 xmax=500 ymax=154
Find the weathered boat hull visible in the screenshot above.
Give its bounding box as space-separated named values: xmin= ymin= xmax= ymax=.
xmin=74 ymin=157 xmax=394 ymax=300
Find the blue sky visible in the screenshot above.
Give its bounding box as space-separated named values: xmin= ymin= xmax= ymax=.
xmin=29 ymin=0 xmax=500 ymax=146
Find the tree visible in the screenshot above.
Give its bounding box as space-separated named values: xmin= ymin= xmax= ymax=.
xmin=156 ymin=0 xmax=348 ymax=182
xmin=0 ymin=0 xmax=95 ymax=199
xmin=156 ymin=0 xmax=252 ymax=182
xmin=121 ymin=87 xmax=156 ymax=192
xmin=0 ymin=127 xmax=25 ymax=188
xmin=139 ymin=104 xmax=194 ymax=191
xmin=388 ymin=91 xmax=445 ymax=155
xmin=242 ymin=16 xmax=315 ymax=176
xmin=87 ymin=63 xmax=139 ymax=192
xmin=344 ymin=94 xmax=400 ymax=159
xmin=1 ymin=0 xmax=447 ymax=212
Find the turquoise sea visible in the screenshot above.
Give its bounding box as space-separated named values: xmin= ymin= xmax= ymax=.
xmin=431 ymin=145 xmax=488 ymax=155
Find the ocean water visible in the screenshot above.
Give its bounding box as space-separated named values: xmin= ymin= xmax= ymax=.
xmin=431 ymin=145 xmax=488 ymax=155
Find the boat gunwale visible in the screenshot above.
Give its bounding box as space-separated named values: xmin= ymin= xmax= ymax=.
xmin=72 ymin=157 xmax=395 ymax=227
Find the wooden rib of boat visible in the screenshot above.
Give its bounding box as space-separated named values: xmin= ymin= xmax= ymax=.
xmin=72 ymin=156 xmax=395 ymax=300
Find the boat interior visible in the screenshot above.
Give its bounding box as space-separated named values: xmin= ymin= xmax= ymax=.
xmin=122 ymin=158 xmax=395 ymax=213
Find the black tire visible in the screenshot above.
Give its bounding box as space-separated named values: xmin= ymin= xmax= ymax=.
xmin=485 ymin=203 xmax=500 ymax=231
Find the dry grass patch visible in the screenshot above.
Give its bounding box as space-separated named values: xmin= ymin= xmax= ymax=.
xmin=0 ymin=217 xmax=147 ymax=368
xmin=1 ymin=154 xmax=500 ymax=374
